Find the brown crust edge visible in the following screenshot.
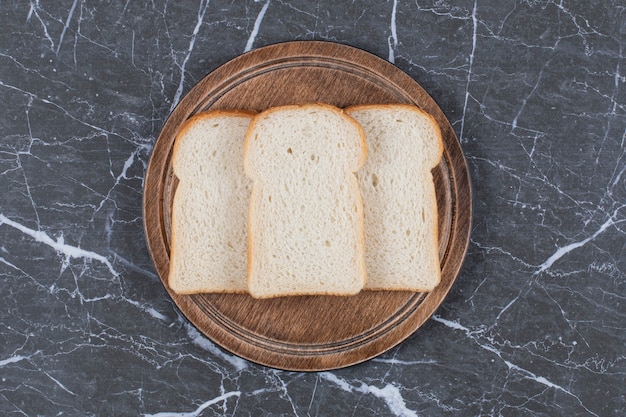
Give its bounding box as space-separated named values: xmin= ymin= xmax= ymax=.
xmin=344 ymin=103 xmax=444 ymax=293
xmin=243 ymin=103 xmax=368 ymax=299
xmin=168 ymin=109 xmax=256 ymax=295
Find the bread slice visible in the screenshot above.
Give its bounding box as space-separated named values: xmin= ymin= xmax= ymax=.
xmin=168 ymin=110 xmax=255 ymax=294
xmin=244 ymin=103 xmax=367 ymax=298
xmin=345 ymin=104 xmax=443 ymax=292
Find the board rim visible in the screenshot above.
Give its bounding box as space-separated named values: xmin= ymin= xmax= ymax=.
xmin=143 ymin=40 xmax=472 ymax=371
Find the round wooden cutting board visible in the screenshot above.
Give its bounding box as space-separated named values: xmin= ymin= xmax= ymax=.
xmin=143 ymin=41 xmax=471 ymax=371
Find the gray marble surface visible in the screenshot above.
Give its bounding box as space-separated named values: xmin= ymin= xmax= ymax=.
xmin=1 ymin=1 xmax=625 ymax=416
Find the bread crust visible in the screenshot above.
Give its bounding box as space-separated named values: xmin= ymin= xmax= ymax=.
xmin=243 ymin=103 xmax=368 ymax=178
xmin=344 ymin=103 xmax=443 ymax=168
xmin=168 ymin=104 xmax=443 ymax=295
xmin=345 ymin=103 xmax=444 ymax=292
xmin=172 ymin=109 xmax=257 ymax=174
xmin=168 ymin=109 xmax=256 ymax=295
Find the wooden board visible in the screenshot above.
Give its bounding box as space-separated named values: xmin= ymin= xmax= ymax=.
xmin=143 ymin=41 xmax=472 ymax=371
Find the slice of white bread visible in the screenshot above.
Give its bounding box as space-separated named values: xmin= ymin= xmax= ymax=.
xmin=168 ymin=110 xmax=255 ymax=294
xmin=346 ymin=104 xmax=443 ymax=292
xmin=244 ymin=103 xmax=368 ymax=298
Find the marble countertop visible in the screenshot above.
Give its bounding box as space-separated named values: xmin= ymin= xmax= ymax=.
xmin=1 ymin=1 xmax=624 ymax=416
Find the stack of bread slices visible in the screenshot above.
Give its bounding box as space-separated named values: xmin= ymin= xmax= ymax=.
xmin=168 ymin=103 xmax=443 ymax=299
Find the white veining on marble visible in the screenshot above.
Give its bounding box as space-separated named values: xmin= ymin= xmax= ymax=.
xmin=113 ymin=252 xmax=160 ymax=281
xmin=4 ymin=350 xmax=78 ymax=397
xmin=131 ymin=30 xmax=136 ymax=68
xmin=469 ymin=238 xmax=536 ymax=270
xmin=271 ymin=370 xmax=303 ymax=415
xmin=320 ymin=372 xmax=418 ymax=417
xmin=510 ymin=63 xmax=547 ymax=131
xmin=244 ymin=0 xmax=271 ymax=53
xmin=27 ymin=0 xmax=56 ymax=51
xmin=185 ymin=324 xmax=248 ymax=371
xmin=55 ymin=0 xmax=78 ymax=56
xmin=0 ymin=355 xmax=28 ymax=367
xmin=0 ymin=79 xmax=118 ymax=137
xmin=609 ymin=47 xmax=623 ymax=116
xmin=93 ymin=148 xmax=143 ymax=221
xmin=432 ymin=316 xmax=601 ymax=416
xmin=502 ymin=361 xmax=600 ymax=417
xmin=144 ymin=391 xmax=241 ymax=417
xmin=42 ymin=369 xmax=77 ymax=396
xmin=0 ymin=214 xmax=118 ymax=276
xmin=169 ymin=0 xmax=210 ymax=113
xmin=373 ymin=357 xmax=438 ymax=365
xmin=459 ymin=0 xmax=477 ymax=143
xmin=535 ymin=206 xmax=623 ymax=275
xmin=0 ymin=255 xmax=47 ymax=293
xmin=307 ymin=373 xmax=319 ymax=414
xmin=123 ymin=297 xmax=169 ymax=322
xmin=388 ymin=0 xmax=398 ymax=63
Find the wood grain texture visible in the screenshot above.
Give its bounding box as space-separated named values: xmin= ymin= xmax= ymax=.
xmin=143 ymin=41 xmax=472 ymax=371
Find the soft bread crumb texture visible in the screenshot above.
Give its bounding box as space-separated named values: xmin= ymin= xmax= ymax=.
xmin=167 ymin=104 xmax=443 ymax=297
xmin=346 ymin=104 xmax=443 ymax=292
xmin=244 ymin=104 xmax=367 ymax=298
xmin=169 ymin=111 xmax=253 ymax=294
